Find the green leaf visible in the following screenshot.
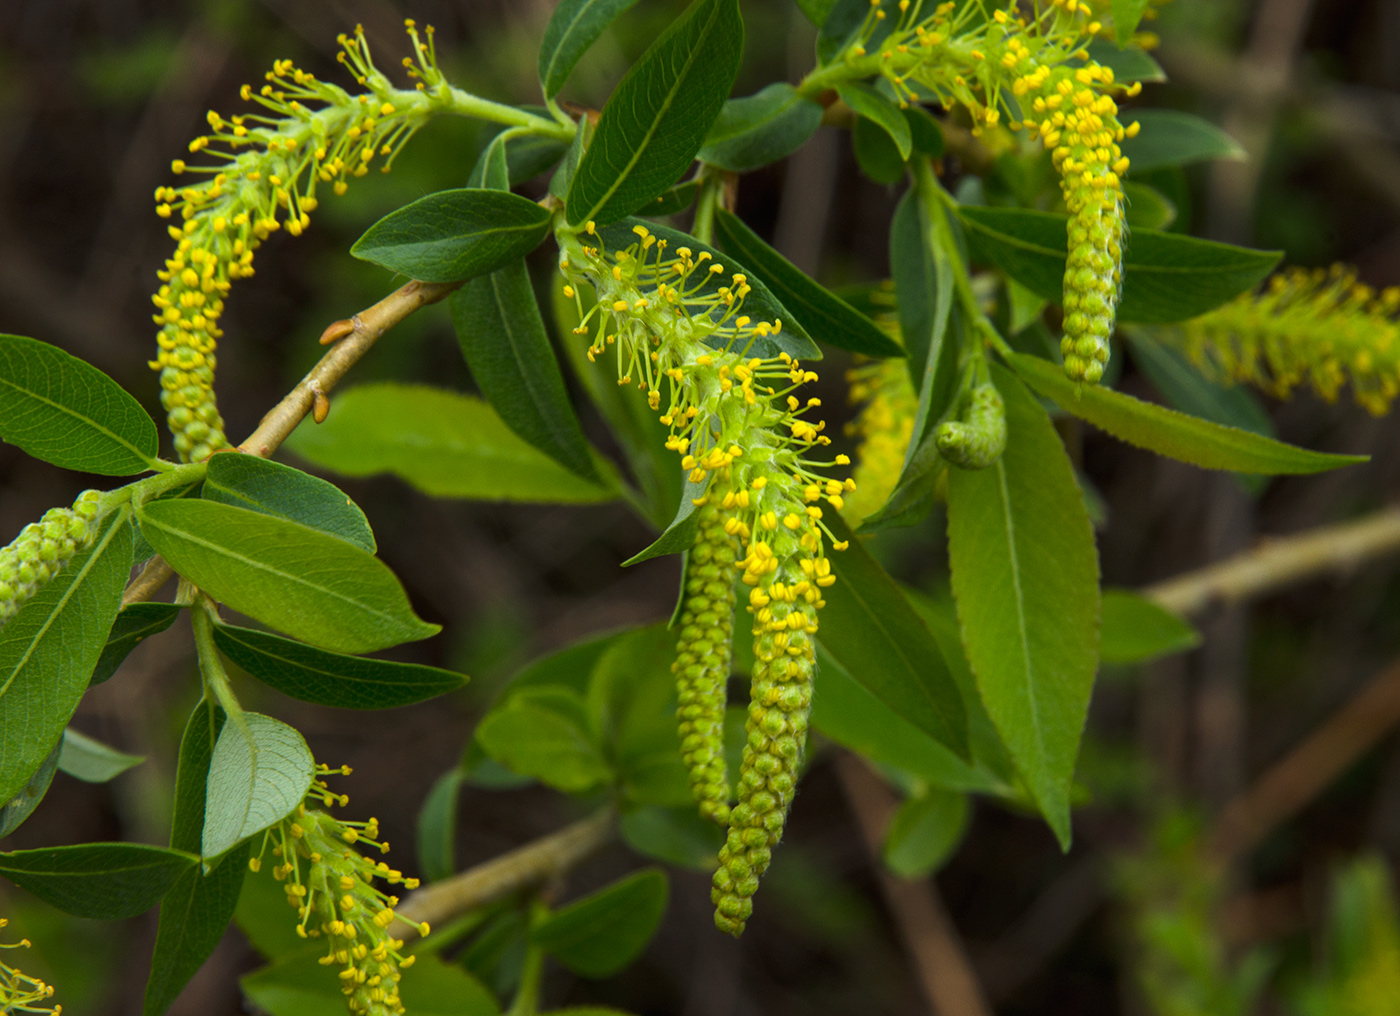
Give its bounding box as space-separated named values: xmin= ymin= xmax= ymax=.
xmin=620 ymin=474 xmax=707 ymax=565
xmin=714 ymin=209 xmax=901 ymax=357
xmin=1123 ymin=329 xmax=1274 ymax=437
xmin=1111 ymin=0 xmax=1154 ymax=46
xmin=852 ymin=114 xmax=907 ymax=185
xmin=212 ymin=623 xmax=466 ymax=710
xmin=506 ymin=133 xmax=571 ymax=187
xmin=1007 ymin=351 xmax=1367 ymax=475
xmin=553 ymin=275 xmax=681 ymax=528
xmin=0 ymin=741 xmax=61 ymax=840
xmin=0 ymin=509 xmax=134 ymax=803
xmin=1121 ymin=110 xmax=1246 ymax=173
xmin=539 ymin=0 xmax=641 ymax=98
xmin=203 ymin=454 xmax=376 ymax=553
xmin=476 ymin=687 xmax=612 ymax=793
xmin=467 ymin=133 xmax=510 ymax=190
xmin=532 ymin=869 xmax=668 ymax=978
xmin=819 ymin=512 xmax=970 ymax=760
xmin=837 ymin=82 xmax=910 ymax=159
xmin=904 ymin=105 xmax=945 ymax=157
xmin=89 ymin=603 xmax=183 ymax=686
xmin=795 ymin=0 xmax=837 ymax=27
xmin=0 ymin=334 xmax=159 ymax=475
xmin=138 ymin=498 xmax=440 ymax=654
xmin=504 ymin=626 xmax=628 ymax=698
xmin=619 ymin=806 xmax=722 ymax=870
xmin=201 ymin=712 xmax=315 ymax=859
xmin=1122 ymin=181 xmax=1176 ymax=231
xmin=285 ymin=384 xmax=615 ymax=505
xmin=1101 ymin=589 xmax=1200 ymax=664
xmin=57 ymin=729 xmax=143 ymax=783
xmin=566 ymin=0 xmax=744 ymax=226
xmin=882 ymin=789 xmax=969 ymax=878
xmin=450 ymin=261 xmax=604 ymax=484
xmin=596 ymin=219 xmax=822 ymax=360
xmin=351 ymin=188 xmax=552 ymax=284
xmin=698 ymin=83 xmax=824 ymax=172
xmin=417 ymin=768 xmax=464 ymax=883
xmin=146 ymin=702 xmax=249 ymax=1016
xmin=811 ymin=646 xmax=1004 ymax=794
xmin=1084 ymin=38 xmax=1165 ymax=83
xmin=959 ymin=206 xmax=1281 ymax=322
xmin=641 ymin=180 xmax=701 ymax=217
xmin=242 ymin=951 xmax=500 ymax=1016
xmin=0 ymin=843 xmax=196 ymax=919
xmin=946 ymin=365 xmax=1100 ymax=848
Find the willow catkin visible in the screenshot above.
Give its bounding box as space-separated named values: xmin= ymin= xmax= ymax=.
xmin=935 ymin=382 xmax=1007 ymax=469
xmin=672 ymin=503 xmax=739 ymax=823
xmin=0 ymin=491 xmax=101 ymax=629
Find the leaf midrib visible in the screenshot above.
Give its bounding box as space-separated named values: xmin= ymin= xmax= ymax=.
xmin=218 ymin=627 xmax=456 ymax=691
xmin=575 ymin=0 xmax=724 ymax=223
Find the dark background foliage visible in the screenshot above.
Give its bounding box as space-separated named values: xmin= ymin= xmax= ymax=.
xmin=1 ymin=0 xmax=1399 ymax=1013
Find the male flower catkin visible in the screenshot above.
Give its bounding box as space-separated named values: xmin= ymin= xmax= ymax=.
xmin=1 ymin=923 xmax=60 ymax=1015
xmin=1169 ymin=265 xmax=1400 ymax=415
xmin=252 ymin=765 xmax=425 ymax=1016
xmin=556 ymin=223 xmax=853 ymax=935
xmin=672 ymin=503 xmax=740 ymax=823
xmin=843 ymin=358 xmax=917 ymax=523
xmin=841 ymin=1 xmax=1140 ymax=383
xmin=152 ymin=22 xmax=447 ymax=461
xmin=0 ymin=491 xmax=101 ymax=630
xmin=936 ymin=381 xmax=1007 ymax=469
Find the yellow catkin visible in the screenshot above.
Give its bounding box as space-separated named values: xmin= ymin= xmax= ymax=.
xmin=0 ymin=491 xmax=102 ymax=630
xmin=1169 ymin=265 xmax=1400 ymax=415
xmin=672 ymin=503 xmax=740 ymax=823
xmin=1 ymin=922 xmax=61 ymax=1014
xmin=842 ymin=359 xmax=917 ymax=523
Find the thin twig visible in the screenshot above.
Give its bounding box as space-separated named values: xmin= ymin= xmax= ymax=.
xmin=120 ymin=278 xmax=463 ymax=605
xmin=834 ymin=752 xmax=993 ymax=1016
xmin=1208 ymin=655 xmax=1400 ymax=863
xmin=391 ymin=808 xmax=615 ymax=939
xmin=1142 ymin=507 xmax=1400 ymax=616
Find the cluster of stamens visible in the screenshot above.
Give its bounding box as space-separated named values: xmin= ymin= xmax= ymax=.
xmin=251 ymin=765 xmax=426 ymax=1016
xmin=1 ymin=923 xmax=60 ymax=1015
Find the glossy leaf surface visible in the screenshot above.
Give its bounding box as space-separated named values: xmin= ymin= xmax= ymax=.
xmin=538 ymin=0 xmax=640 ymax=98
xmin=89 ymin=603 xmax=183 ymax=686
xmin=0 ymin=842 xmax=196 ymax=919
xmin=203 ymin=454 xmax=375 ymax=553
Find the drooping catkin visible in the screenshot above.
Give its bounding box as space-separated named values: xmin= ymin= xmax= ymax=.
xmin=672 ymin=502 xmax=739 ymax=823
xmin=935 ymin=382 xmax=1007 ymax=469
xmin=842 ymin=359 xmax=918 ymax=524
xmin=0 ymin=491 xmax=102 ymax=630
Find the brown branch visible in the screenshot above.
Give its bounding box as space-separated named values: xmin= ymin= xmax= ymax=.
xmin=1142 ymin=507 xmax=1400 ymax=617
xmin=121 ymin=278 xmax=463 ymax=605
xmin=1207 ymin=654 xmax=1400 ymax=863
xmin=834 ymin=752 xmax=993 ymax=1016
xmin=390 ymin=808 xmax=615 ymax=939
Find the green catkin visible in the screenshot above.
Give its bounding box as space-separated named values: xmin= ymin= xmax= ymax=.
xmin=711 ymin=558 xmax=817 ymax=937
xmin=935 ymin=382 xmax=1008 ymax=469
xmin=672 ymin=503 xmax=740 ymax=824
xmin=0 ymin=491 xmax=102 ymax=629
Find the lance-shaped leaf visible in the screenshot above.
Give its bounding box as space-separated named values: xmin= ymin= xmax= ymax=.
xmin=212 ymin=623 xmax=466 ymax=710
xmin=0 ymin=741 xmax=61 ymax=840
xmin=201 ymin=713 xmax=315 ymax=859
xmin=595 ymin=218 xmax=822 ymax=361
xmin=714 ymin=209 xmax=902 ymax=357
xmin=1101 ymin=590 xmax=1200 ymax=665
xmin=0 ymin=509 xmax=134 ymax=803
xmin=0 ymin=843 xmax=197 ymax=919
xmin=451 ymin=260 xmax=604 ymax=484
xmin=946 ymin=365 xmax=1100 ymax=848
xmin=145 ymin=704 xmax=250 ymax=1016
xmin=538 ymin=0 xmax=641 ymax=99
xmin=0 ymin=334 xmax=158 ymax=474
xmin=532 ymin=869 xmax=669 ymax=978
xmin=959 ymin=206 xmax=1280 ymax=322
xmin=1008 ymin=351 xmax=1367 ymax=475
xmin=621 ymin=473 xmax=705 ymax=565
xmin=566 ymin=0 xmax=744 ymax=226
xmin=285 ymin=384 xmax=616 ymax=505
xmin=417 ymin=768 xmax=465 ymax=884
xmin=137 ymin=499 xmax=439 ymax=654
xmin=57 ymin=729 xmax=144 ymax=783
xmin=819 ymin=512 xmax=970 ymax=760
xmin=203 ymin=453 xmax=376 ymax=553
xmin=89 ymin=602 xmax=183 ymax=686
xmin=1120 ymin=110 xmax=1246 ymax=172
xmin=352 ymin=188 xmax=553 ymax=284
xmin=698 ymin=83 xmax=824 ymax=172
xmin=837 ymin=82 xmax=911 ymax=159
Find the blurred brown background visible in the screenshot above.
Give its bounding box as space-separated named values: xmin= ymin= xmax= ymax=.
xmin=2 ymin=1 xmax=1400 ymax=1013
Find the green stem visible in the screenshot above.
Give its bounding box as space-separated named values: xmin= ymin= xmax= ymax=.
xmin=437 ymin=86 xmax=574 ymax=141
xmin=505 ymin=906 xmax=548 ymax=1016
xmin=191 ymin=599 xmax=248 ymax=745
xmin=692 ymin=173 xmax=722 ymax=245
